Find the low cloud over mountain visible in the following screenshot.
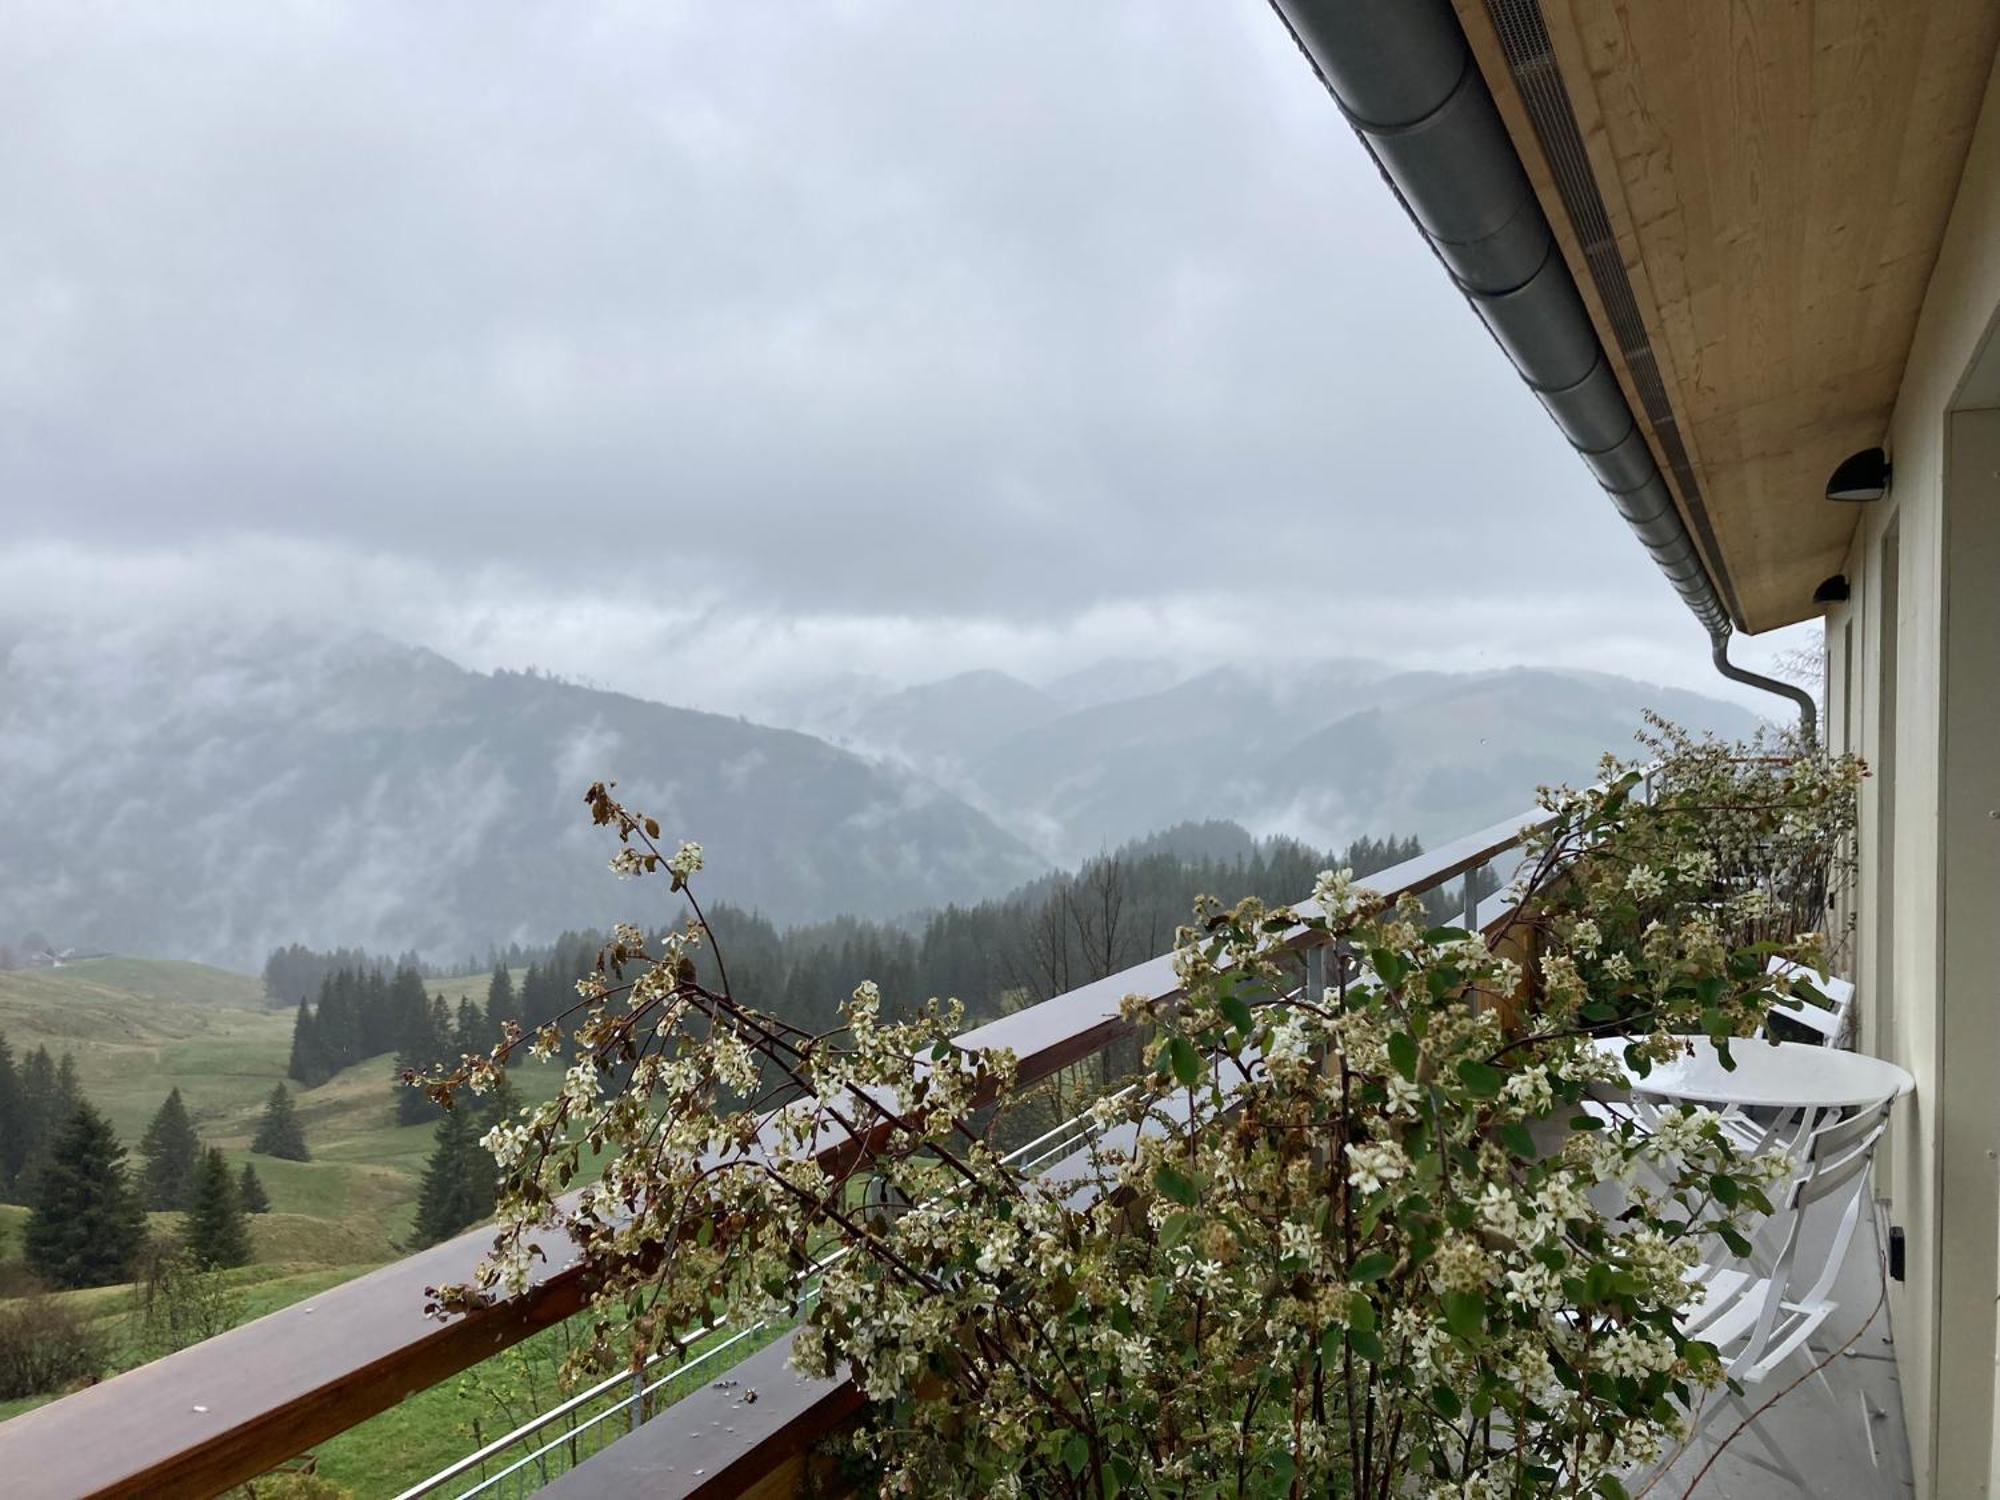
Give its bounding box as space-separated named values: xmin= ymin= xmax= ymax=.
xmin=784 ymin=660 xmax=1765 ymax=863
xmin=3 ymin=622 xmax=1767 ymax=969
xmin=0 ymin=624 xmax=1047 ymax=967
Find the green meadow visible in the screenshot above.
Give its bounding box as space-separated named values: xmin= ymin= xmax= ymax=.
xmin=0 ymin=957 xmax=591 ymax=1495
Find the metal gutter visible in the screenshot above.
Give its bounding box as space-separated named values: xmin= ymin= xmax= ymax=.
xmin=1266 ymin=0 xmax=1817 ymax=739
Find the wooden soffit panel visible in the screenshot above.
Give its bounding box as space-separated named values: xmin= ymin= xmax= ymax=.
xmin=1453 ymin=0 xmax=2000 ymax=632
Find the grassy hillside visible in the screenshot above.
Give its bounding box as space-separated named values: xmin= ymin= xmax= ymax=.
xmin=0 ymin=958 xmax=289 ymax=1149
xmin=0 ymin=959 xmax=553 ymax=1227
xmin=0 ymin=953 xmax=442 ymax=1270
xmin=0 ymin=957 xmax=595 ymax=1493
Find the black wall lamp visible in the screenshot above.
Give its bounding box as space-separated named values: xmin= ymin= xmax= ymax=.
xmin=1813 ymin=574 xmax=1851 ymax=604
xmin=1826 ymin=446 xmax=1891 ymax=502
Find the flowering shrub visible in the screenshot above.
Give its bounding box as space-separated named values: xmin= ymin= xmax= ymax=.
xmin=426 ymin=726 xmax=1861 ymax=1498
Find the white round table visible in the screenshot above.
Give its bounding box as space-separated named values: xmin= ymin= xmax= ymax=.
xmin=1592 ymin=1035 xmax=1914 ymax=1111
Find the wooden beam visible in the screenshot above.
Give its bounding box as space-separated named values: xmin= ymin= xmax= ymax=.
xmin=1453 ymin=0 xmax=2000 ymax=632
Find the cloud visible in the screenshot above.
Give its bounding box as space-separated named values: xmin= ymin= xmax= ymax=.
xmin=0 ymin=2 xmax=1818 ymax=712
xmin=0 ymin=535 xmax=1813 ymax=721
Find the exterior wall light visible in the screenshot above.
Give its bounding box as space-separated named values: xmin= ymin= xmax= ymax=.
xmin=1813 ymin=574 xmax=1851 ymax=604
xmin=1825 ymin=446 xmax=1891 ymax=502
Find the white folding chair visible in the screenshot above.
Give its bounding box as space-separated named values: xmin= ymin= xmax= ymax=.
xmin=1675 ymin=1098 xmax=1893 ymax=1492
xmin=1705 ymin=961 xmax=1858 ymax=1155
xmin=1763 ymin=957 xmax=1856 ymax=1047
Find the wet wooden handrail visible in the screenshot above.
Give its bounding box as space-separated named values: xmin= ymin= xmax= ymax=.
xmin=0 ymin=804 xmax=1552 ymax=1500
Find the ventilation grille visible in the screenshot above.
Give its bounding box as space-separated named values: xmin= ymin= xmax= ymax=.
xmin=1482 ymin=0 xmax=1742 ymax=628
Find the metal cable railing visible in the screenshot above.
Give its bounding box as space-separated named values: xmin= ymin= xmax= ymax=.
xmin=393 ymin=1081 xmax=1137 ymax=1498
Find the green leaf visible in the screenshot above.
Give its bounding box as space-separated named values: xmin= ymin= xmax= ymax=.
xmin=1062 ymin=1433 xmax=1089 ymax=1478
xmin=1456 ymin=1060 xmax=1506 ymax=1098
xmin=1717 ymin=1225 xmax=1752 ymax=1257
xmin=1349 ymin=1329 xmax=1385 ymax=1362
xmin=1154 ymin=1163 xmax=1199 ymax=1207
xmin=1159 ymin=1212 xmax=1194 ymax=1250
xmin=1350 ymin=1252 xmax=1395 ymax=1283
xmin=1710 ymin=1173 xmax=1742 ymax=1208
xmin=1443 ymin=1291 xmax=1485 ymax=1340
xmin=1497 ymin=1121 xmax=1539 ymax=1159
xmin=1219 ymin=993 xmax=1254 ymax=1037
xmin=1371 ymin=949 xmax=1409 ymax=988
xmin=1595 ymin=1478 xmax=1631 ymax=1500
xmin=1169 ymin=1036 xmax=1202 ymax=1086
xmin=1431 ymin=1384 xmax=1463 ymax=1420
xmin=1388 ymin=1031 xmax=1420 ymax=1082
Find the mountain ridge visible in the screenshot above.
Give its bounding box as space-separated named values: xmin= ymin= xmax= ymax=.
xmin=3 ymin=625 xmax=1770 ymax=967
xmin=0 ymin=624 xmax=1049 ymax=968
xmin=787 ymin=658 xmax=1765 ymax=861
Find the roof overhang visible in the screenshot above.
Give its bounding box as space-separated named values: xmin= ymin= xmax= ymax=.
xmin=1450 ymin=0 xmax=2000 ymax=632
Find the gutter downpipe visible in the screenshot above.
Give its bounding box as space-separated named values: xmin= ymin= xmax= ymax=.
xmin=1711 ymin=638 xmax=1819 ymax=741
xmin=1267 ymin=0 xmax=1816 ymax=743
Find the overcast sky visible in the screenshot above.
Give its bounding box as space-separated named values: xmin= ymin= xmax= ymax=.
xmin=0 ymin=0 xmax=1813 ymax=717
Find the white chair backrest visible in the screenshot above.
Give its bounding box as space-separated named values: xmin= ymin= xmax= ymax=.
xmin=1764 ymin=958 xmax=1855 ymax=1045
xmin=1726 ymin=1097 xmax=1892 ymax=1376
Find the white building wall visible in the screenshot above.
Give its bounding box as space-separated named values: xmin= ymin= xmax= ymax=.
xmin=1823 ymin=45 xmax=2000 ymax=1499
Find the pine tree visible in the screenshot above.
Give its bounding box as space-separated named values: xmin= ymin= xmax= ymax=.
xmin=392 ymin=990 xmax=449 ymax=1126
xmin=408 ymin=1080 xmax=516 ymax=1251
xmin=359 ymin=970 xmax=393 ymax=1057
xmin=250 ymin=1084 xmax=310 ymax=1161
xmin=314 ymin=970 xmax=363 ymax=1076
xmin=138 ymin=1087 xmax=203 ymax=1210
xmin=15 ymin=1046 xmax=60 ymax=1192
xmin=285 ymin=999 xmax=323 ymax=1086
xmin=237 ymin=1161 xmax=271 ymax=1214
xmin=453 ymin=997 xmax=485 ymax=1059
xmin=484 ymin=964 xmax=516 ymax=1036
xmin=0 ymin=1032 xmax=24 ymax=1199
xmin=392 ymin=1051 xmax=435 ymax=1125
xmin=519 ymin=961 xmax=551 ymax=1026
xmin=24 ymin=1103 xmax=146 ymax=1288
xmin=185 ymin=1148 xmax=251 ymax=1270
xmin=409 ymin=1105 xmax=492 ymax=1248
xmin=390 ymin=967 xmax=432 ymax=1053
xmin=54 ymin=1052 xmax=80 ymax=1120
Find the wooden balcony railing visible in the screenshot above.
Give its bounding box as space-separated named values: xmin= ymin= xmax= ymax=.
xmin=0 ymin=804 xmax=1552 ymax=1500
